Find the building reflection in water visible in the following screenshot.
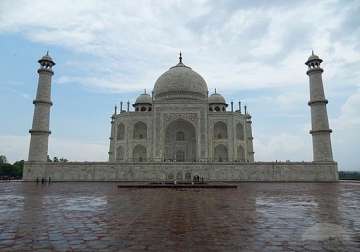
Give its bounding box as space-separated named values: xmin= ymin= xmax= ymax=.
xmin=2 ymin=182 xmax=358 ymax=251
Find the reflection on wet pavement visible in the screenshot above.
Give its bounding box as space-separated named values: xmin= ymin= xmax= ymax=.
xmin=302 ymin=223 xmax=349 ymax=241
xmin=62 ymin=196 xmax=107 ymax=211
xmin=0 ymin=182 xmax=359 ymax=251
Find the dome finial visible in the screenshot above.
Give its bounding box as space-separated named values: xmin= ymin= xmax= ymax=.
xmin=179 ymin=51 xmax=182 ymax=63
xmin=305 ymin=50 xmax=322 ymax=66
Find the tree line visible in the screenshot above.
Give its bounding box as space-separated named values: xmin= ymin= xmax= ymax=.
xmin=0 ymin=154 xmax=68 ymax=180
xmin=0 ymin=155 xmax=23 ymax=179
xmin=338 ymin=171 xmax=360 ymax=180
xmin=0 ymin=154 xmax=359 ymax=180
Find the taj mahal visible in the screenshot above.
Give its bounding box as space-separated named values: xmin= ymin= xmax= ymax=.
xmin=108 ymin=53 xmax=254 ymax=164
xmin=23 ymin=51 xmax=338 ymax=182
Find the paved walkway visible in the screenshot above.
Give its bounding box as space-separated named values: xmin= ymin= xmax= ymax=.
xmin=0 ymin=182 xmax=359 ymax=251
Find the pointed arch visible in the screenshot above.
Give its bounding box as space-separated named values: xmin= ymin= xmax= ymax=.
xmin=116 ymin=146 xmax=124 ymax=161
xmin=185 ymin=172 xmax=192 ymax=181
xmin=237 ymin=145 xmax=245 ymax=162
xmin=117 ymin=123 xmax=125 ymax=140
xmin=214 ymin=144 xmax=228 ymax=162
xmin=214 ymin=121 xmax=228 ymax=139
xmin=165 ymin=119 xmax=196 ymax=162
xmin=133 ymin=121 xmax=147 ymax=139
xmin=133 ymin=145 xmax=146 ymax=162
xmin=236 ymin=123 xmax=244 ymax=140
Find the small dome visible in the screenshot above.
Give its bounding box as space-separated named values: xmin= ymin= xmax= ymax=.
xmin=135 ymin=93 xmax=152 ymax=104
xmin=153 ymin=59 xmax=208 ymax=101
xmin=305 ymin=51 xmax=322 ymax=65
xmin=208 ymin=92 xmax=226 ymax=104
xmin=307 ymin=54 xmax=319 ymax=61
xmin=38 ymin=51 xmax=55 ymax=65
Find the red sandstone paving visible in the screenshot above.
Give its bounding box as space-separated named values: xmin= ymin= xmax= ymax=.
xmin=0 ymin=182 xmax=359 ymax=251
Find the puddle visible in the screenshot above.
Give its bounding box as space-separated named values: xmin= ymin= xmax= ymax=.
xmin=0 ymin=195 xmax=24 ymax=214
xmin=256 ymin=198 xmax=318 ymax=208
xmin=256 ymin=198 xmax=318 ymax=218
xmin=302 ymin=223 xmax=349 ymax=241
xmin=63 ymin=196 xmax=107 ymax=211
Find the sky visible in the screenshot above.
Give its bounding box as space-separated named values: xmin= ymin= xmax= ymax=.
xmin=0 ymin=0 xmax=359 ymax=171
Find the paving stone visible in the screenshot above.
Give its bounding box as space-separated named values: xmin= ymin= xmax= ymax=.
xmin=0 ymin=182 xmax=360 ymax=251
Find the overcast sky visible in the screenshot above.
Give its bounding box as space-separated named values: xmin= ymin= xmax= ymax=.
xmin=0 ymin=0 xmax=359 ymax=171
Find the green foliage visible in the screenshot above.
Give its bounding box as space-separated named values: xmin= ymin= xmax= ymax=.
xmin=0 ymin=159 xmax=24 ymax=179
xmin=47 ymin=155 xmax=68 ymax=163
xmin=13 ymin=160 xmax=24 ymax=177
xmin=0 ymin=155 xmax=7 ymax=164
xmin=339 ymin=171 xmax=360 ymax=180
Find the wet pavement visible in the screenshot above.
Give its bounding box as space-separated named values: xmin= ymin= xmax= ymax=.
xmin=0 ymin=182 xmax=359 ymax=251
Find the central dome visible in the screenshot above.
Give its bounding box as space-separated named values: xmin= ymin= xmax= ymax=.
xmin=153 ymin=58 xmax=208 ymax=101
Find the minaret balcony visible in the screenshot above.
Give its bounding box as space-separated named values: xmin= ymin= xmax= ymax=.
xmin=308 ymin=99 xmax=328 ymax=106
xmin=33 ymin=99 xmax=53 ymax=106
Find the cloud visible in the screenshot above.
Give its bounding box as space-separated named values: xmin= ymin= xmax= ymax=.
xmin=330 ymin=89 xmax=360 ymax=171
xmin=0 ymin=135 xmax=30 ymax=163
xmin=0 ymin=0 xmax=359 ymax=170
xmin=333 ymin=89 xmax=360 ymax=130
xmin=0 ymin=135 xmax=108 ymax=163
xmin=1 ymin=0 xmax=359 ymax=92
xmin=20 ymin=93 xmax=31 ymax=100
xmin=48 ymin=137 xmax=108 ymax=161
xmin=254 ymin=132 xmax=312 ymax=162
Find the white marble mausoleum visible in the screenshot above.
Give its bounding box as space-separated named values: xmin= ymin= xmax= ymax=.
xmin=23 ymin=51 xmax=338 ymax=182
xmin=108 ymin=54 xmax=254 ymax=164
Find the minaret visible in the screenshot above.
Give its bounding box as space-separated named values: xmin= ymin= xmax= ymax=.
xmin=305 ymin=51 xmax=333 ymax=161
xmin=108 ymin=106 xmax=116 ymax=162
xmin=28 ymin=52 xmax=55 ymax=162
xmin=245 ymin=112 xmax=254 ymax=162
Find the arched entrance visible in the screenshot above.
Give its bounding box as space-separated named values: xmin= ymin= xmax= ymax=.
xmin=214 ymin=121 xmax=228 ymax=139
xmin=165 ymin=119 xmax=197 ymax=162
xmin=237 ymin=145 xmax=245 ymax=162
xmin=185 ymin=172 xmax=192 ymax=181
xmin=214 ymin=144 xmax=228 ymax=162
xmin=133 ymin=145 xmax=146 ymax=162
xmin=116 ymin=146 xmax=124 ymax=161
xmin=133 ymin=121 xmax=147 ymax=139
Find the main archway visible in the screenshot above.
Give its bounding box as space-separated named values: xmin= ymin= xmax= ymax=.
xmin=214 ymin=144 xmax=228 ymax=162
xmin=164 ymin=119 xmax=197 ymax=162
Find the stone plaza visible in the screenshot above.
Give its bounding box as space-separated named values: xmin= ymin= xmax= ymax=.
xmin=0 ymin=181 xmax=359 ymax=251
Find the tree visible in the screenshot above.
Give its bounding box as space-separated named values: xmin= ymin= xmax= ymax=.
xmin=0 ymin=159 xmax=24 ymax=179
xmin=13 ymin=160 xmax=24 ymax=178
xmin=47 ymin=155 xmax=68 ymax=163
xmin=0 ymin=155 xmax=7 ymax=164
xmin=0 ymin=163 xmax=13 ymax=177
xmin=339 ymin=171 xmax=360 ymax=180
